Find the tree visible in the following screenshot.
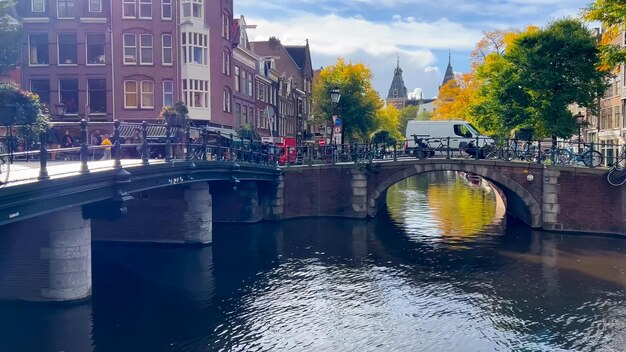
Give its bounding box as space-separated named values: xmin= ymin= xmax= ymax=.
xmin=432 ymin=72 xmax=482 ymax=128
xmin=585 ymin=0 xmax=626 ymax=69
xmin=374 ymin=104 xmax=402 ymax=140
xmin=371 ymin=130 xmax=397 ymax=145
xmin=312 ymin=58 xmax=383 ymax=143
xmin=237 ymin=123 xmax=261 ymax=141
xmin=473 ymin=19 xmax=609 ymax=139
xmin=398 ymin=105 xmax=419 ymax=135
xmin=0 ymin=83 xmax=47 ymax=127
xmin=0 ymin=0 xmax=20 ymax=74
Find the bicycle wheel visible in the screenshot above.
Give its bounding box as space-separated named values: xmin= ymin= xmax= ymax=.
xmin=482 ymin=145 xmax=499 ymax=159
xmin=607 ymin=168 xmax=626 ymax=186
xmin=555 ymin=148 xmax=572 ymax=165
xmin=499 ymin=148 xmax=515 ymax=161
xmin=582 ymin=150 xmax=603 ymax=168
xmin=0 ymin=143 xmax=8 ymax=184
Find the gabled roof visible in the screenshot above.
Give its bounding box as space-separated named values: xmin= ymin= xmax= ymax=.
xmin=284 ymin=46 xmax=306 ymax=70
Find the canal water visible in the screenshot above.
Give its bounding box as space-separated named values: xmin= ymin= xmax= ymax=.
xmin=1 ymin=171 xmax=626 ymax=352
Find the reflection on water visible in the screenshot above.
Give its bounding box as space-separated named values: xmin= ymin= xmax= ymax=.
xmin=387 ymin=171 xmax=503 ymax=244
xmin=0 ymin=172 xmax=626 ymax=351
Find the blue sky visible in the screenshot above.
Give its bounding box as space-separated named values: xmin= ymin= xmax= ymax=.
xmin=235 ymin=0 xmax=591 ymax=99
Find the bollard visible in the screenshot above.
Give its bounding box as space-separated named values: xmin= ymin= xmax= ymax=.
xmin=38 ymin=129 xmax=49 ymax=180
xmin=113 ymin=119 xmax=122 ymax=169
xmin=141 ymin=121 xmax=149 ymax=164
xmin=79 ymin=119 xmax=89 ymax=173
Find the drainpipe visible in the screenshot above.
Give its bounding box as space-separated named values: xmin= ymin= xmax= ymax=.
xmin=109 ymin=3 xmax=115 ymax=122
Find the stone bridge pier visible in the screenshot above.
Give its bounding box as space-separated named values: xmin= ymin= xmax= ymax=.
xmin=0 ymin=207 xmax=92 ymax=302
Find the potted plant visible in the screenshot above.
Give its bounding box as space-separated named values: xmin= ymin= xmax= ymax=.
xmin=159 ymin=101 xmax=188 ymax=127
xmin=0 ymin=83 xmax=49 ymax=132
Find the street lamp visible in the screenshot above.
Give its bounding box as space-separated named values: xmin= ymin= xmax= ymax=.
xmin=330 ymin=87 xmax=341 ymax=145
xmin=574 ymin=111 xmax=585 ymax=153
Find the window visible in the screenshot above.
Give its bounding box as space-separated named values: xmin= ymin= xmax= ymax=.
xmin=162 ymin=34 xmax=173 ymax=65
xmin=32 ymin=0 xmax=45 ymax=12
xmin=123 ymin=34 xmax=137 ymax=64
xmin=223 ymin=89 xmax=231 ymax=112
xmin=89 ymin=0 xmax=102 ymax=12
xmin=124 ymin=81 xmax=138 ymax=108
xmin=123 ymin=0 xmax=136 ymax=18
xmin=28 ymin=34 xmax=48 ymax=65
xmin=87 ymin=34 xmax=106 ymax=65
xmin=140 ymin=81 xmax=154 ymax=108
xmin=222 ymin=49 xmax=230 ymax=75
xmin=235 ymin=66 xmax=240 ymax=92
xmin=182 ymin=0 xmax=202 ymax=18
xmin=161 ymin=0 xmax=172 ymax=19
xmin=57 ymin=0 xmax=75 ymax=18
xmin=235 ymin=103 xmax=241 ymax=124
xmin=139 ymin=0 xmax=152 ymax=19
xmin=58 ymin=34 xmax=77 ymax=64
xmin=140 ymin=34 xmax=153 ymax=65
xmin=30 ymin=80 xmax=50 ymax=110
xmin=182 ymin=79 xmax=208 ymax=108
xmin=222 ymin=12 xmax=230 ymax=39
xmin=182 ymin=32 xmax=207 ymax=65
xmin=88 ymin=79 xmax=107 ymax=114
xmin=163 ymin=81 xmax=174 ymax=106
xmin=247 ymin=72 xmax=253 ymax=96
xmin=59 ymin=79 xmax=79 ymax=114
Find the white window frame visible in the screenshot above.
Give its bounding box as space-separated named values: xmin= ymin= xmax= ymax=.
xmin=124 ymin=80 xmax=138 ymax=108
xmin=139 ymin=0 xmax=152 ymax=19
xmin=223 ymin=89 xmax=231 ymax=112
xmin=57 ymin=33 xmax=78 ymax=66
xmin=28 ymin=33 xmax=49 ymax=66
xmin=87 ymin=79 xmax=107 ymax=115
xmin=161 ymin=34 xmax=173 ymax=66
xmin=31 ymin=0 xmax=45 ymax=12
xmin=123 ymin=0 xmax=136 ymax=19
xmin=235 ymin=66 xmax=240 ymax=92
xmin=123 ymin=33 xmax=137 ymax=65
xmin=163 ymin=80 xmax=174 ymax=107
xmin=89 ymin=0 xmax=102 ymax=12
xmin=139 ymin=34 xmax=153 ymax=65
xmin=161 ymin=0 xmax=172 ymax=20
xmin=222 ymin=50 xmax=230 ymax=76
xmin=57 ymin=0 xmax=75 ymax=18
xmin=140 ymin=81 xmax=155 ymax=109
xmin=86 ymin=33 xmax=106 ymax=65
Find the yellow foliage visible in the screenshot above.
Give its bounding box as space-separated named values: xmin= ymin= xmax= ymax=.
xmin=375 ymin=104 xmax=402 ymax=139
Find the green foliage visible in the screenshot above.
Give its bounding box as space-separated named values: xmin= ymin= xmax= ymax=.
xmin=585 ymin=0 xmax=626 ymax=70
xmin=0 ymin=0 xmax=20 ymax=74
xmin=0 ymin=83 xmax=48 ymax=130
xmin=237 ymin=123 xmax=260 ymax=141
xmin=371 ymin=130 xmax=397 ymax=145
xmin=473 ymin=19 xmax=609 ymax=139
xmin=312 ymin=58 xmax=383 ymax=142
xmin=417 ymin=109 xmax=433 ymax=121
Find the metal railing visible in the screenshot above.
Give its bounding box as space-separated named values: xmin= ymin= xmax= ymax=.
xmin=1 ymin=124 xmax=620 ymax=186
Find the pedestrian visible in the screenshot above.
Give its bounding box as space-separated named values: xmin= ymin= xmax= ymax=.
xmin=100 ymin=133 xmax=112 ymax=160
xmin=61 ymin=130 xmax=74 ymax=148
xmin=128 ymin=128 xmax=142 ymax=158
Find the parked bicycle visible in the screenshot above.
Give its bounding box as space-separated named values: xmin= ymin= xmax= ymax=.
xmin=566 ymin=143 xmax=603 ymax=168
xmin=540 ymin=145 xmax=572 ymax=165
xmin=499 ymin=139 xmax=538 ymax=162
xmin=607 ymin=146 xmax=626 ymax=186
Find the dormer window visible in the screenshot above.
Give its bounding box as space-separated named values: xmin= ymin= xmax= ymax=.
xmin=32 ymin=0 xmax=45 ymax=12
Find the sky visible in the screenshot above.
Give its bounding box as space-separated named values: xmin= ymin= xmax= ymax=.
xmin=234 ymin=0 xmax=592 ymax=100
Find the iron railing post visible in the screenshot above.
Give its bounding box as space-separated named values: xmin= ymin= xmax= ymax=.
xmin=185 ymin=125 xmax=191 ymax=161
xmin=446 ymin=137 xmax=451 ymax=159
xmin=165 ymin=119 xmax=173 ymax=162
xmin=141 ymin=121 xmax=149 ymax=165
xmin=37 ymin=129 xmax=49 ymax=180
xmin=537 ymin=140 xmax=542 ymax=164
xmin=79 ymin=119 xmax=89 ymax=173
xmin=229 ymin=133 xmax=234 ymax=161
xmin=113 ymin=119 xmax=122 ymax=169
xmin=475 ymin=136 xmax=480 ymax=160
xmin=202 ymin=128 xmax=208 ymax=161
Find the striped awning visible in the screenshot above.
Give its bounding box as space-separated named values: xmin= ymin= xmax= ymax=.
xmin=117 ymin=124 xmax=238 ymax=139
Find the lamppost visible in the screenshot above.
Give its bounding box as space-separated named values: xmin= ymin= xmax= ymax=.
xmin=330 ymin=87 xmax=341 ymax=146
xmin=574 ymin=111 xmax=585 ymax=153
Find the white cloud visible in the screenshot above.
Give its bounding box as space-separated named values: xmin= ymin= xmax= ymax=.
xmin=424 ymin=66 xmax=439 ymax=73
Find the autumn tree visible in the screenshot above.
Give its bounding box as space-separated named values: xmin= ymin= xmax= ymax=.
xmin=585 ymin=0 xmax=626 ymax=69
xmin=312 ymin=58 xmax=383 ymax=143
xmin=0 ymin=0 xmax=20 ymax=74
xmin=432 ymin=72 xmax=482 ymax=127
xmin=473 ymin=19 xmax=609 ymax=140
xmin=398 ymin=105 xmax=418 ymax=135
xmin=373 ymin=104 xmax=402 ymax=140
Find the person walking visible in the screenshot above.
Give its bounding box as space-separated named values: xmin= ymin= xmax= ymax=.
xmin=100 ymin=133 xmax=112 ymax=160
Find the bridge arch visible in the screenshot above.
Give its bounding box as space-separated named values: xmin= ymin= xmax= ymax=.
xmin=367 ymin=163 xmax=542 ymax=228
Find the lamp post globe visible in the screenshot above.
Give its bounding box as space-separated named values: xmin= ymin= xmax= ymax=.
xmin=574 ymin=111 xmax=585 ymax=152
xmin=330 ymin=87 xmax=341 ymax=104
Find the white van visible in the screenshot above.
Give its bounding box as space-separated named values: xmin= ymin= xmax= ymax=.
xmin=405 ymin=120 xmax=493 ymax=153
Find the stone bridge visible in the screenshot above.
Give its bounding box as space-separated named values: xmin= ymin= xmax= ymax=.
xmin=277 ymin=159 xmax=626 ymax=235
xmin=0 ymin=157 xmax=624 ymax=302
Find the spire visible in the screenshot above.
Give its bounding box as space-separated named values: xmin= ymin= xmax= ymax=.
xmin=387 ymin=56 xmax=408 ymax=100
xmin=441 ymin=50 xmax=455 ymax=87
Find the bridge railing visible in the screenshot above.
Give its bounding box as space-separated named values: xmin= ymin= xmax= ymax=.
xmin=0 ymin=120 xmax=280 ymax=186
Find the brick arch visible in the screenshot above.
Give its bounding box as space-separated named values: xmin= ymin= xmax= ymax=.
xmin=367 ymin=163 xmax=542 ymax=228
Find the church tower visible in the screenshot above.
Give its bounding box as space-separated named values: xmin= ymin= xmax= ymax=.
xmin=386 ymin=56 xmax=409 ymax=109
xmin=441 ymin=50 xmax=455 ymax=88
